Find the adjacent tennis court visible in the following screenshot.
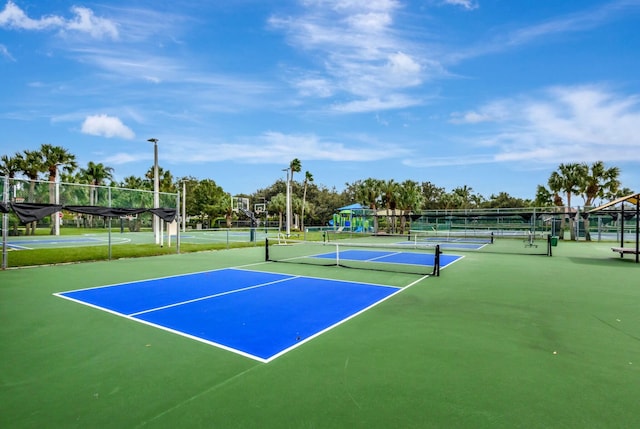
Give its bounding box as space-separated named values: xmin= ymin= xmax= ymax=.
xmin=6 ymin=235 xmax=131 ymax=250
xmin=4 ymin=229 xmax=268 ymax=251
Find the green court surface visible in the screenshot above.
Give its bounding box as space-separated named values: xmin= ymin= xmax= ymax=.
xmin=1 ymin=240 xmax=639 ymax=428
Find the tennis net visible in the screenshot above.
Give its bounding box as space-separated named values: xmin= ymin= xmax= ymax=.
xmin=409 ymin=229 xmax=553 ymax=256
xmin=409 ymin=229 xmax=494 ymax=245
xmin=265 ymin=238 xmax=441 ymax=276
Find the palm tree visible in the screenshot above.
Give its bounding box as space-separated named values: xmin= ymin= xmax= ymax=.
xmin=397 ymin=180 xmax=423 ymax=234
xmin=40 ymin=144 xmax=77 ymax=185
xmin=356 ymin=178 xmax=382 ymax=233
xmin=20 ymin=150 xmax=44 ymax=197
xmin=439 ymin=192 xmax=458 ymax=210
xmin=420 ymin=181 xmax=445 ymax=210
xmin=548 ymin=163 xmax=587 ymax=240
xmin=381 ymin=179 xmax=399 ymax=233
xmin=160 ymin=170 xmax=176 ymax=193
xmin=144 ymin=166 xmax=176 ymax=210
xmin=289 ymin=158 xmax=302 ymax=184
xmin=534 ymin=185 xmax=554 ymax=207
xmin=0 ymin=154 xmax=23 ymax=232
xmin=548 ymin=163 xmax=585 ymax=209
xmin=18 ymin=150 xmax=45 ymax=235
xmin=40 ymin=144 xmax=77 ymax=234
xmin=79 ymin=162 xmax=114 ymax=228
xmin=0 ymin=153 xmax=23 ymax=179
xmin=118 ymin=175 xmax=147 ymax=214
xmin=579 ymin=161 xmax=621 ymax=241
xmin=269 ymin=193 xmax=287 ymax=233
xmin=451 ymin=185 xmax=476 ymax=209
xmin=300 ymin=170 xmax=313 ymax=232
xmin=1 ymin=153 xmax=25 ymax=235
xmin=580 ymin=161 xmax=620 ymax=208
xmin=80 ymin=162 xmax=114 ymax=206
xmin=121 ymin=175 xmax=145 ymax=190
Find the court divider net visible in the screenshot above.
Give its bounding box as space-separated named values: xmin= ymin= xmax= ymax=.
xmin=408 ymin=229 xmax=494 ymax=244
xmin=265 ymin=238 xmax=441 ymax=276
xmin=408 ymin=228 xmax=552 ymax=256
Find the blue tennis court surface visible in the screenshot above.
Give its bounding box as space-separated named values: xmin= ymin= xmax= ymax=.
xmin=55 ymin=268 xmax=403 ymax=362
xmin=314 ymin=249 xmax=462 ymax=267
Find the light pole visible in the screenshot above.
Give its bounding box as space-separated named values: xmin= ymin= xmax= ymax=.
xmin=282 ymin=167 xmax=291 ymax=237
xmin=181 ymin=179 xmax=186 ymax=233
xmin=147 ymin=138 xmax=160 ymax=245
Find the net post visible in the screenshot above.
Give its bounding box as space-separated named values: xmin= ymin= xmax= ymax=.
xmin=490 ymin=231 xmax=494 ymax=244
xmin=432 ymin=244 xmax=441 ymax=277
xmin=265 ymin=237 xmax=270 ymax=261
xmin=547 ymin=234 xmax=552 ymax=257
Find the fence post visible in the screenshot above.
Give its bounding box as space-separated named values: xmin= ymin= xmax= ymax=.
xmin=2 ymin=176 xmax=8 ymax=270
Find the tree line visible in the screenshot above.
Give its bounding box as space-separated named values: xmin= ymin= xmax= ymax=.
xmin=1 ymin=145 xmax=632 ymax=232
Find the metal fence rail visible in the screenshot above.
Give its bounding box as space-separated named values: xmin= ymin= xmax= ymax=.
xmin=1 ymin=176 xmax=179 ymax=269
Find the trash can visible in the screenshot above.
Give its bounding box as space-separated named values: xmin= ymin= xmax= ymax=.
xmin=550 ymin=236 xmax=558 ymax=246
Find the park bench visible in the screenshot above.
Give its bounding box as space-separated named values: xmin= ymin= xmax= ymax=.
xmin=611 ymin=247 xmax=640 ymax=257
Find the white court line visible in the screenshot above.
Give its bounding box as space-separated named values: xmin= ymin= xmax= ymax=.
xmin=362 ymin=251 xmax=403 ymax=262
xmin=7 ymin=243 xmax=32 ymax=250
xmin=127 ymin=275 xmax=299 ymax=317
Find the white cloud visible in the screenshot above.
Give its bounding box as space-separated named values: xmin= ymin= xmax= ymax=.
xmin=449 ymin=111 xmax=490 ymax=124
xmin=384 ymin=51 xmax=422 ymax=86
xmin=81 ymin=114 xmax=135 ymax=139
xmin=270 ymin=0 xmax=434 ymax=112
xmin=404 ymin=154 xmax=494 ymax=168
xmin=346 ymin=12 xmax=392 ymax=32
xmin=64 ymin=6 xmax=118 ymax=40
xmin=304 ymin=0 xmax=401 ymax=13
xmin=0 ymin=43 xmax=14 ymax=61
xmin=445 ymin=85 xmax=640 ymax=166
xmin=505 ymin=1 xmax=640 ymax=48
xmin=449 ymin=101 xmax=511 ymax=124
xmin=448 ymin=1 xmax=640 ymax=63
xmin=0 ymin=1 xmax=118 ymax=39
xmin=331 ymin=94 xmax=422 ymax=113
xmin=441 ymin=0 xmax=479 ymax=10
xmin=101 ymin=152 xmax=141 ymax=165
xmin=0 ymin=1 xmax=63 ymax=30
xmin=159 ymin=131 xmax=410 ymax=164
xmin=294 ymin=77 xmax=335 ymax=98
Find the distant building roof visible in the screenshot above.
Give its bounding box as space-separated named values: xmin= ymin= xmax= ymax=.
xmin=337 ymin=203 xmax=364 ymax=211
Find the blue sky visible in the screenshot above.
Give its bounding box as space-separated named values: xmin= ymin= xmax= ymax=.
xmin=2 ymin=0 xmax=639 ymax=201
